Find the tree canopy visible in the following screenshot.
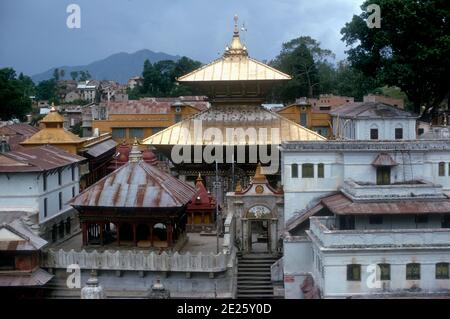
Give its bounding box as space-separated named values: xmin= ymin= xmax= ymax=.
xmin=341 ymin=0 xmax=450 ymax=117
xmin=131 ymin=56 xmax=202 ymax=99
xmin=0 ymin=68 xmax=33 ymax=121
xmin=268 ymin=36 xmax=378 ymax=103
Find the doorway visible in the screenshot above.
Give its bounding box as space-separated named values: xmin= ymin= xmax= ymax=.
xmin=249 ymin=220 xmax=270 ymax=253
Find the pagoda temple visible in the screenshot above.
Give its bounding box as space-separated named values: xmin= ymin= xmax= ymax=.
xmin=143 ymin=16 xmax=325 ymax=201
xmin=21 ymin=105 xmax=117 ymax=189
xmin=70 ymin=141 xmax=197 ymax=249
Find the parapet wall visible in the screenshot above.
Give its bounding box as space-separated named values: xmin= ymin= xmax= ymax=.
xmin=43 ymin=249 xmax=229 ymax=273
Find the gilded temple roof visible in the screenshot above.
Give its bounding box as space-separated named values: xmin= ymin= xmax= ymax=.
xmin=21 ymin=128 xmax=83 ymax=145
xmin=177 ymin=16 xmax=291 ymax=83
xmin=142 ymin=105 xmax=325 ymax=146
xmin=21 ymin=107 xmax=83 ymax=145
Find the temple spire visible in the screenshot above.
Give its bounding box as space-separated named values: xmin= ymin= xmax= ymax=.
xmin=225 ymin=15 xmax=247 ymax=56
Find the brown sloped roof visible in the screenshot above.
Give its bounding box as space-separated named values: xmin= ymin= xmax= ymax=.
xmin=0 ymin=145 xmax=85 ymax=172
xmin=0 ymin=268 xmax=53 ymax=287
xmin=0 ymin=218 xmax=47 ymax=251
xmin=330 ymin=102 xmax=417 ymax=119
xmin=71 ymin=160 xmax=197 ymax=208
xmin=104 ymin=97 xmax=209 ymax=115
xmin=372 ymin=153 xmax=398 ymax=166
xmin=321 ymin=193 xmax=450 ymax=215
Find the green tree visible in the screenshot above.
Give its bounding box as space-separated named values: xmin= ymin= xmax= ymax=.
xmin=334 ymin=61 xmax=378 ymax=101
xmin=70 ymin=71 xmax=79 ymax=80
xmin=78 ymin=70 xmax=92 ymax=81
xmin=139 ymin=57 xmax=202 ymax=97
xmin=341 ymin=0 xmax=450 ymax=118
xmin=59 ymin=69 xmax=65 ymax=79
xmin=53 ymin=68 xmax=60 ymax=81
xmin=17 ymin=72 xmax=36 ymax=97
xmin=0 ymin=68 xmax=33 ymax=121
xmin=270 ymin=36 xmax=336 ymax=102
xmin=36 ymin=78 xmax=58 ymax=103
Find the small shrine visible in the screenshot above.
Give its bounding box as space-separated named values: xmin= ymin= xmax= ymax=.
xmin=186 ymin=173 xmax=216 ymax=232
xmin=71 ymin=140 xmax=197 ymax=249
xmin=226 ymin=163 xmax=284 ymax=254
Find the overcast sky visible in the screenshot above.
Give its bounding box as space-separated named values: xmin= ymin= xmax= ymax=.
xmin=0 ymin=0 xmax=364 ymax=76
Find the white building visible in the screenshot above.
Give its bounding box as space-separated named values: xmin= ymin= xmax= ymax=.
xmin=281 ymin=140 xmax=450 ymax=298
xmin=77 ymin=81 xmax=99 ymax=102
xmin=331 ymin=102 xmax=418 ymax=140
xmin=0 ymin=144 xmax=85 ymax=243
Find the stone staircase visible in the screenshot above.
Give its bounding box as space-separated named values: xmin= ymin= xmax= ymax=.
xmin=236 ymin=254 xmax=278 ymax=299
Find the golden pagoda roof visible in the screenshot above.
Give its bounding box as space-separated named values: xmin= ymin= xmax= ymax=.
xmin=21 ymin=105 xmax=83 ymax=145
xmin=177 ymin=16 xmax=291 ymax=83
xmin=21 ymin=128 xmax=83 ymax=145
xmin=142 ymin=104 xmax=325 ymax=146
xmin=41 ymin=105 xmax=65 ymax=123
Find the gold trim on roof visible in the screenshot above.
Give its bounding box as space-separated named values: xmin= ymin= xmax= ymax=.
xmin=142 ymin=105 xmax=325 ymax=146
xmin=177 ymin=16 xmax=291 ymax=83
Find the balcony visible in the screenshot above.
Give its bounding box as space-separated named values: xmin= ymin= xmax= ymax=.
xmin=342 ymin=179 xmax=445 ymax=200
xmin=308 ymin=216 xmax=450 ymax=249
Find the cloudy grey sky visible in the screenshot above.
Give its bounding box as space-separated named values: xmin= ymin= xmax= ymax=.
xmin=0 ymin=0 xmax=364 ymax=76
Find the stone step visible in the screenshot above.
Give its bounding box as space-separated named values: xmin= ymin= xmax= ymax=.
xmin=237 ymin=278 xmax=272 ymax=282
xmin=237 ymin=268 xmax=270 ymax=272
xmin=237 ymin=273 xmax=271 ymax=277
xmin=236 ymin=294 xmax=275 ymax=299
xmin=237 ymin=291 xmax=273 ymax=295
xmin=237 ymin=285 xmax=273 ymax=290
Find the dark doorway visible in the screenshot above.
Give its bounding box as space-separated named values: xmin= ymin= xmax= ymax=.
xmin=376 ymin=167 xmax=391 ymax=185
xmin=136 ymin=224 xmax=150 ymax=241
xmin=120 ymin=223 xmax=133 ymax=242
xmin=250 ymin=220 xmax=269 ymax=253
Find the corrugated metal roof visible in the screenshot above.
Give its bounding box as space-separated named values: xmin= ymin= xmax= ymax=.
xmin=85 ymin=139 xmax=117 ymax=157
xmin=0 ymin=145 xmax=85 ymax=172
xmin=330 ymin=102 xmax=417 ymax=118
xmin=0 ymin=268 xmax=53 ymax=287
xmin=0 ymin=218 xmax=47 ymax=251
xmin=143 ymin=104 xmax=325 ymax=146
xmin=104 ymin=97 xmax=209 ymax=115
xmin=0 ymin=123 xmax=39 ymax=137
xmin=71 ymin=160 xmax=197 ymax=208
xmin=321 ymin=193 xmax=450 ymax=215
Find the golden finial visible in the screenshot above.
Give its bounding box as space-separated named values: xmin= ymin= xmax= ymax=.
xmin=196 ymin=172 xmax=203 ymax=182
xmin=225 ymin=15 xmax=247 ymax=56
xmin=253 ymin=162 xmax=267 ymax=183
xmin=235 ymin=179 xmax=242 ymax=193
xmin=50 ymin=102 xmax=56 ymax=112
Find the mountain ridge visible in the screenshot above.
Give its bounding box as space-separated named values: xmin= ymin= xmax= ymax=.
xmin=31 ymin=49 xmax=181 ymax=84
